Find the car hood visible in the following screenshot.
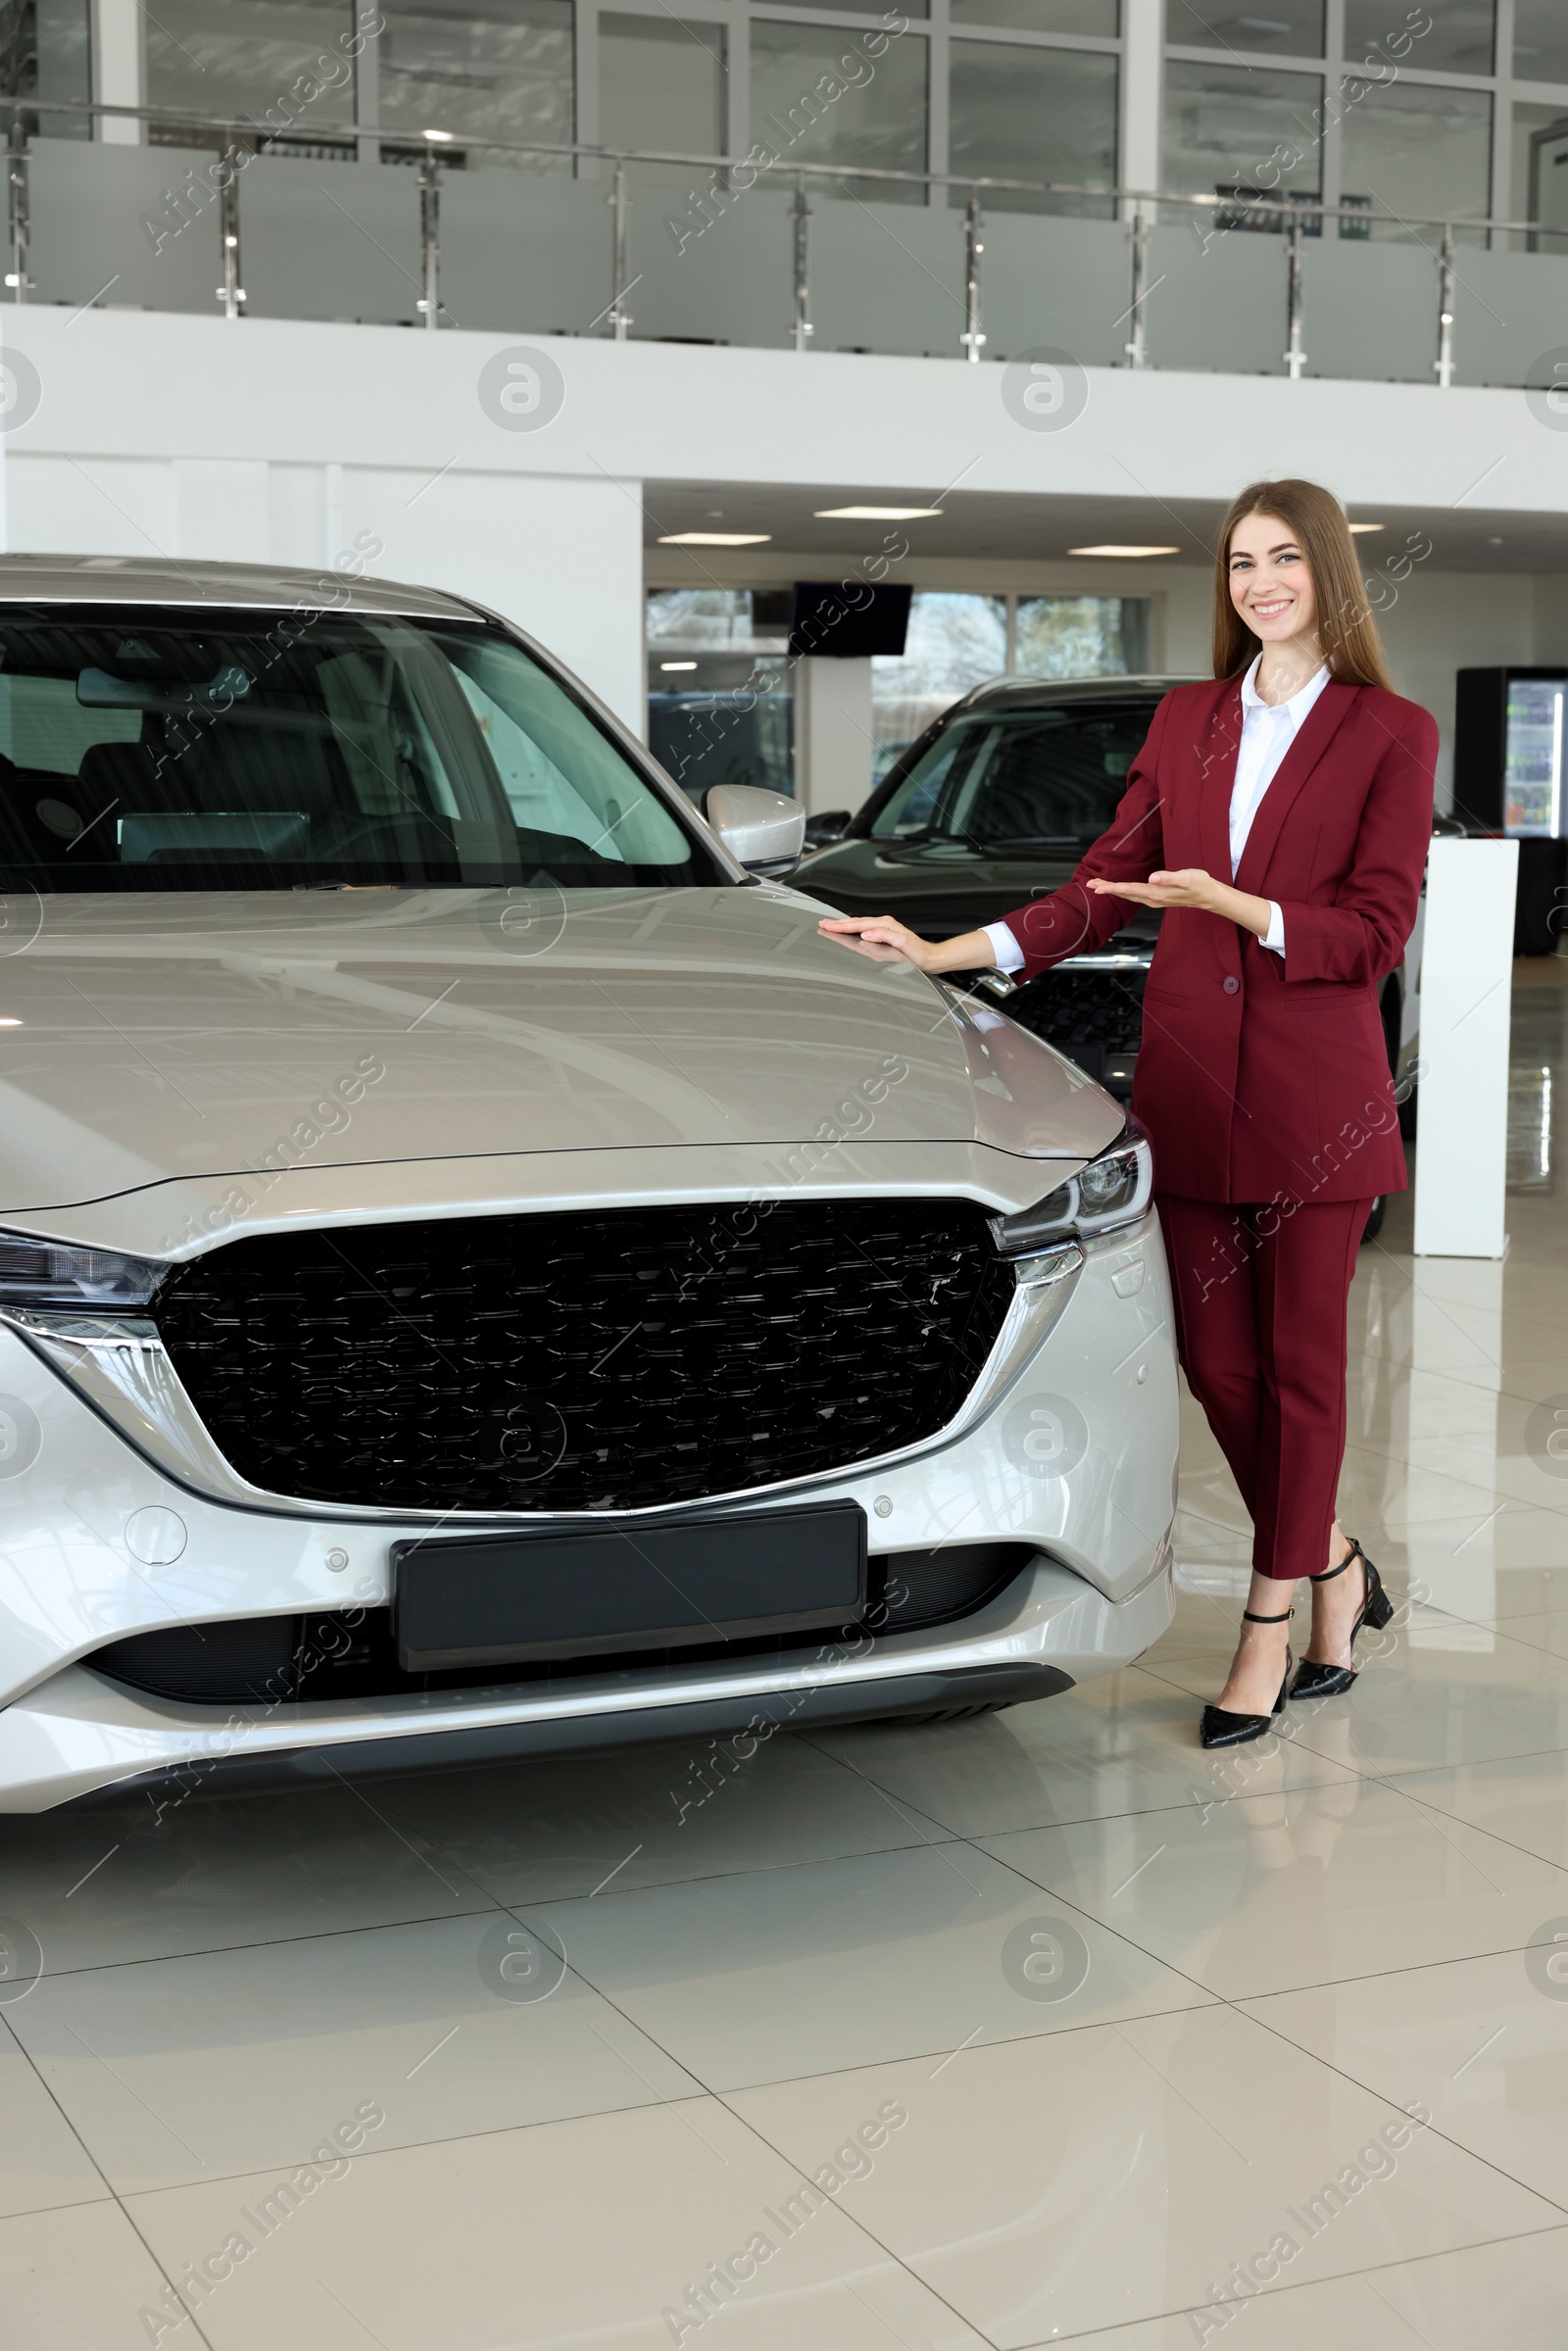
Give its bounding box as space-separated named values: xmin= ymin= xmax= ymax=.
xmin=0 ymin=887 xmax=1122 ymax=1215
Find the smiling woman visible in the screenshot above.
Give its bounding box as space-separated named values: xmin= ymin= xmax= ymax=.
xmin=820 ymin=477 xmax=1438 ymax=1751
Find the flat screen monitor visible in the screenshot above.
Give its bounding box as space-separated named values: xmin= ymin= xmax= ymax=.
xmin=788 ymin=583 xmax=911 ymax=660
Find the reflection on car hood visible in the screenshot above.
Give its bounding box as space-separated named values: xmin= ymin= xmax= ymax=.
xmin=0 ymin=886 xmax=1123 ymax=1214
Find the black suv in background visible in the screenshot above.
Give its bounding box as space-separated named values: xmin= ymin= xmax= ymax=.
xmin=796 ymin=675 xmax=1187 ymax=1098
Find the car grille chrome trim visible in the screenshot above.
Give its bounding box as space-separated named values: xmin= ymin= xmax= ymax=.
xmin=2 ymin=1224 xmax=1086 ymax=1526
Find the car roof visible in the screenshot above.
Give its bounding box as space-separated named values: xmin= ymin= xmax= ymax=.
xmin=0 ymin=554 xmax=479 ymax=621
xmin=953 ymin=673 xmax=1200 ymax=714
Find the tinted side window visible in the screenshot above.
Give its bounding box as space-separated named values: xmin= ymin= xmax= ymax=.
xmin=959 ymin=710 xmax=1153 ymax=845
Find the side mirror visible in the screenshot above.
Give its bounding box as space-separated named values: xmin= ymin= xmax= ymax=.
xmin=706 ymin=784 xmax=807 ymax=876
xmin=805 ymin=808 xmax=851 ymax=849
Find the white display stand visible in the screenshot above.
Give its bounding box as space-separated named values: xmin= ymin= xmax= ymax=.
xmin=1413 ymin=835 xmax=1520 ymax=1258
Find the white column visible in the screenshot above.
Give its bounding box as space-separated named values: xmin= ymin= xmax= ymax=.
xmin=1412 ymin=835 xmax=1520 ymax=1258
xmin=1119 ymin=0 xmax=1164 ymax=205
xmin=91 ymin=0 xmax=144 ymax=144
xmin=795 ymin=658 xmax=873 ymax=817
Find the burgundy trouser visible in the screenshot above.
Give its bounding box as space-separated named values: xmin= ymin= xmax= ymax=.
xmin=1157 ymin=1195 xmax=1374 ymax=1583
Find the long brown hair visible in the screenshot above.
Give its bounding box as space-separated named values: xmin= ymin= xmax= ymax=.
xmin=1211 ymin=478 xmax=1393 ymax=689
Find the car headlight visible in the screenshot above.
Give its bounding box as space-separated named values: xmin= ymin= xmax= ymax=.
xmin=0 ymin=1230 xmax=169 ymax=1311
xmin=990 ymin=1118 xmax=1153 ymax=1254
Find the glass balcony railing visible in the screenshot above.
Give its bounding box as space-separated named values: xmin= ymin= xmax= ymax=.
xmin=1 ymin=95 xmax=1565 ymax=394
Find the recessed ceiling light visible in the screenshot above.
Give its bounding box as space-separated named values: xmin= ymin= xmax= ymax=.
xmin=0 ymin=1017 xmax=21 ymax=1027
xmin=812 ymin=506 xmax=944 ymax=521
xmin=422 ymin=127 xmax=455 ymax=140
xmin=658 ymin=532 xmax=772 ymax=547
xmin=1348 ymin=522 xmax=1385 ymax=534
xmin=660 ymin=660 xmax=698 ymax=671
xmin=1068 ymin=544 xmax=1181 ymax=559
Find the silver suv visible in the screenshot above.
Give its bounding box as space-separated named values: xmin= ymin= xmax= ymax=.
xmin=0 ymin=558 xmax=1177 ymax=1809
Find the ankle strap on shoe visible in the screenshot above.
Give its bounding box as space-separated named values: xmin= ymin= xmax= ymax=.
xmin=1242 ymin=1606 xmax=1294 ymax=1623
xmin=1311 ymin=1537 xmax=1365 ymax=1585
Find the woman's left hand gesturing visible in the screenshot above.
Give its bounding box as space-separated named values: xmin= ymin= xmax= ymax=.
xmin=1088 ymin=869 xmax=1273 ymax=939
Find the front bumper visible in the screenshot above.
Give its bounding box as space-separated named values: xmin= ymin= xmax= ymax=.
xmin=0 ymin=1209 xmax=1178 ymax=1811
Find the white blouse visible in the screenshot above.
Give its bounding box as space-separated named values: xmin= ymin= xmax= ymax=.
xmin=981 ymin=655 xmax=1329 ymax=973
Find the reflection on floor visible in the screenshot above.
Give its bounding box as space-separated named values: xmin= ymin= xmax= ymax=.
xmin=4 ymin=963 xmax=1568 ymax=2350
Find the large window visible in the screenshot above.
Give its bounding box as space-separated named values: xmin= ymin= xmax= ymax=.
xmin=377 ymin=1 xmax=574 ymax=169
xmin=1340 ymin=79 xmax=1493 ymax=237
xmin=1346 ymin=0 xmax=1493 ymax=78
xmin=750 ymin=20 xmax=928 ymax=203
xmin=601 ymin=15 xmax=726 ymax=190
xmin=1163 ymin=61 xmax=1324 ymax=210
xmin=1167 ymin=0 xmax=1322 ymax=56
xmin=1517 ymin=0 xmax=1568 ymax=84
xmin=646 ymin=590 xmax=795 ymax=803
xmin=952 ymin=0 xmax=1116 ymax=27
xmin=646 ymin=589 xmax=1150 ymax=796
xmin=1515 ymin=104 xmax=1568 ymax=245
xmin=1 ymin=0 xmax=90 ymax=139
xmin=870 ymin=591 xmax=1150 ymax=778
xmin=949 ymin=44 xmax=1117 ymax=215
xmin=144 ymin=0 xmax=361 ymax=147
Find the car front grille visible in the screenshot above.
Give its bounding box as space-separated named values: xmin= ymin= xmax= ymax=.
xmin=88 ymin=1544 xmax=1035 ymax=1705
xmin=154 ymin=1199 xmax=1016 ymax=1513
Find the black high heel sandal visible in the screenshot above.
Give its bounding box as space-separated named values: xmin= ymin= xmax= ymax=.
xmin=1200 ymin=1605 xmax=1294 ymax=1749
xmin=1289 ymin=1536 xmax=1394 ymax=1700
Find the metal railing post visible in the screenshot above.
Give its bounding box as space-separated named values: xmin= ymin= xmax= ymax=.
xmin=1124 ymin=198 xmax=1151 ymax=368
xmin=609 ymin=161 xmax=631 ymax=341
xmin=6 ymin=114 xmax=29 ymax=303
xmin=417 ymin=150 xmax=441 ymax=328
xmin=218 ymin=161 xmax=244 ymax=320
xmin=960 ymin=192 xmax=985 ymax=362
xmin=1435 ymin=224 xmax=1455 ymax=387
xmin=1283 ymin=214 xmax=1306 ymax=379
xmin=792 ymin=173 xmax=812 ymax=352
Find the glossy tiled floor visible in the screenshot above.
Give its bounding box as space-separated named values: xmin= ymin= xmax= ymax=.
xmin=6 ymin=965 xmax=1568 ymax=2349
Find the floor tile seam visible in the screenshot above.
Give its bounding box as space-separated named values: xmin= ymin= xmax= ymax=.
xmin=500 ymin=1826 xmax=969 ymax=1917
xmin=791 ymin=1727 xmax=976 ymax=1843
xmin=319 ymin=1759 xmax=530 ymax=1922
xmin=1012 ymin=2221 xmax=1568 ymax=2347
xmin=1272 ymin=1710 xmax=1568 ymax=1778
xmin=955 ymin=1840 xmax=1224 ymax=2013
xmin=442 ymin=1988 xmax=1231 ymax=2117
xmin=1346 ymin=1347 xmax=1568 ymax=1409
xmin=113 ymin=2087 xmax=734 ymax=2205
xmin=14 ymin=1896 xmax=508 ymax=1985
xmin=2 ymin=2015 xmax=223 ymax=2351
xmin=699 ymin=2083 xmax=1008 ymax=2351
xmin=1338 ymin=1436 xmax=1568 ymax=1521
xmin=1002 ymin=1743 xmax=1568 ymax=1856
xmin=2 ymin=2003 xmax=134 ymax=2213
xmin=789 ymin=1729 xmax=972 ymax=1843
xmin=1358 ymin=1767 xmax=1568 ymax=1878
xmin=0 ymin=2186 xmax=115 ymax=2220
xmin=1202 ymin=1927 xmax=1568 ymax=2010
xmin=1211 ymin=1995 xmax=1568 ymax=2227
xmin=106 ymin=2199 xmax=224 ymax=2351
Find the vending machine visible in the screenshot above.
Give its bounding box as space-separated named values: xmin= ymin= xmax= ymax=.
xmin=1453 ymin=667 xmax=1568 ymax=954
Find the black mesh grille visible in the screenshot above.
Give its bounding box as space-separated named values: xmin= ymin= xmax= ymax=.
xmin=1009 ymin=968 xmax=1145 ymax=1057
xmin=155 ymin=1200 xmax=1015 ymax=1512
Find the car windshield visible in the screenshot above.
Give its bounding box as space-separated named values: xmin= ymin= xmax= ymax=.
xmin=869 ymin=703 xmax=1156 ymax=848
xmin=0 ymin=603 xmax=721 ymax=893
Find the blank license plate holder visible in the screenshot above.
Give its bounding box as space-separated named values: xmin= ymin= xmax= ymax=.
xmin=392 ymin=1498 xmax=868 ymax=1671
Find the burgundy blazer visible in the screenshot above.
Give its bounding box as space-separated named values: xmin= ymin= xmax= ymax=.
xmin=1002 ymin=676 xmax=1438 ymax=1204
